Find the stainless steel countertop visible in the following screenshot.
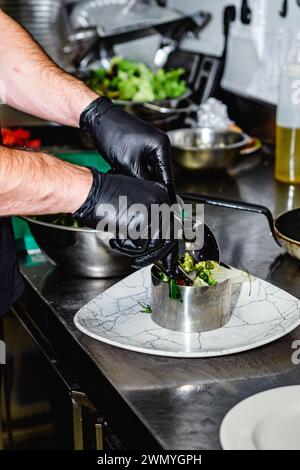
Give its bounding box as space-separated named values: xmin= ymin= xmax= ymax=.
xmin=19 ymin=154 xmax=300 ymax=450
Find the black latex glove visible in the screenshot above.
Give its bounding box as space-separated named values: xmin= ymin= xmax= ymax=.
xmin=80 ymin=96 xmax=179 ymax=272
xmin=80 ymin=96 xmax=177 ymax=201
xmin=73 ymin=168 xmax=177 ymax=268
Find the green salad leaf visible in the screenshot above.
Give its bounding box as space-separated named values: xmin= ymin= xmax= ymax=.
xmin=179 ymin=252 xmax=195 ymax=273
xmin=87 ymin=56 xmax=187 ymax=102
xmin=169 ymin=278 xmax=183 ymax=302
xmin=158 ymin=252 xmax=220 ymax=301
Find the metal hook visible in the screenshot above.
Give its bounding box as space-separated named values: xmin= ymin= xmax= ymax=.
xmin=279 ymin=0 xmax=288 ymax=17
xmin=241 ymin=0 xmax=252 ymax=24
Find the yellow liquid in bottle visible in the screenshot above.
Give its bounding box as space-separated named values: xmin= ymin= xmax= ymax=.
xmin=275 ymin=126 xmax=300 ymax=183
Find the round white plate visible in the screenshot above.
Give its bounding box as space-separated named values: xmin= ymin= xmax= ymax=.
xmin=220 ymin=386 xmax=300 ymax=450
xmin=74 ymin=266 xmax=300 ymax=358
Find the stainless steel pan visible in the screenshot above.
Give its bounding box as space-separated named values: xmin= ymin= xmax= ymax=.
xmin=274 ymin=209 xmax=300 ymax=260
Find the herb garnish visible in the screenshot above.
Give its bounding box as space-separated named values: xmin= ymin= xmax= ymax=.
xmin=138 ymin=303 xmax=153 ymax=314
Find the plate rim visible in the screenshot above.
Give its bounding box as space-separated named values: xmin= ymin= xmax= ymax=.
xmin=74 ymin=267 xmax=300 ymax=359
xmin=219 ymin=385 xmax=300 ymax=450
xmin=74 ymin=315 xmax=300 ymax=358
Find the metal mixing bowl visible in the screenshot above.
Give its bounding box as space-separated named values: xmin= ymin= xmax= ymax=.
xmin=168 ymin=128 xmax=250 ymax=171
xmin=25 ymin=217 xmax=132 ymax=279
xmin=151 ymin=266 xmax=232 ymax=333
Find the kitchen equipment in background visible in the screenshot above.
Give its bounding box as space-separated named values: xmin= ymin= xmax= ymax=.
xmin=131 ymin=95 xmax=195 ymax=124
xmin=275 ymin=63 xmax=300 ymax=183
xmin=69 ymin=1 xmax=218 ymax=118
xmin=1 ymin=1 xmax=220 ymax=129
xmin=279 ymin=0 xmax=289 ymax=18
xmin=151 ymin=265 xmax=232 ymax=333
xmin=25 ymin=217 xmax=132 ymax=278
xmin=220 ymin=386 xmax=300 ymax=450
xmin=167 ymin=0 xmax=229 ymax=58
xmin=153 ymin=11 xmax=212 ymax=70
xmin=69 ymin=0 xmax=209 ymax=71
xmin=0 ymin=0 xmax=76 ymax=70
xmin=240 ymin=0 xmax=252 ymax=24
xmin=74 ymin=264 xmax=300 ymax=357
xmin=70 ymin=0 xmax=186 ymax=38
xmin=168 ymin=128 xmax=251 ymax=171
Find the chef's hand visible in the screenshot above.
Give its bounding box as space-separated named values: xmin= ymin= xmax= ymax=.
xmin=79 ymin=97 xmax=176 ymax=200
xmin=73 ymin=168 xmax=177 ymax=268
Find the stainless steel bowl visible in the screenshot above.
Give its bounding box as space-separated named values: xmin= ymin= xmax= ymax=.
xmin=168 ymin=128 xmax=250 ymax=171
xmin=151 ymin=266 xmax=232 ymax=333
xmin=25 ymin=217 xmax=132 ymax=279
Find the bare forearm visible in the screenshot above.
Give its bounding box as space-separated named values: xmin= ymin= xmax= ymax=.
xmin=0 ymin=10 xmax=97 ymax=127
xmin=0 ymin=146 xmax=92 ymax=216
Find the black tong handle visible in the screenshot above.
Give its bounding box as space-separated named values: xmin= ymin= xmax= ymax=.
xmin=179 ymin=192 xmax=281 ymax=247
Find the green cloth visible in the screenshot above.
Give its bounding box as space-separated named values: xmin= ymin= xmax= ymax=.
xmin=55 ymin=150 xmax=111 ymax=173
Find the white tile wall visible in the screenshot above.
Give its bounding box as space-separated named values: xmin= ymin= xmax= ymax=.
xmin=168 ymin=0 xmax=300 ymax=103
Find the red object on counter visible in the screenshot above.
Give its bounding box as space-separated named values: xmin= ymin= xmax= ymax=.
xmin=1 ymin=128 xmax=42 ymax=149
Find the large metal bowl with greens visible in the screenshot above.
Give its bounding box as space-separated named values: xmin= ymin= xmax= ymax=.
xmin=25 ymin=215 xmax=132 ymax=279
xmin=86 ymin=56 xmax=191 ymax=120
xmin=87 ymin=56 xmax=188 ymax=103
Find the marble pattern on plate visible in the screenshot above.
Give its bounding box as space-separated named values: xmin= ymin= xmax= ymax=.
xmin=74 ymin=266 xmax=300 ymax=358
